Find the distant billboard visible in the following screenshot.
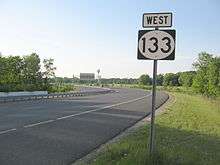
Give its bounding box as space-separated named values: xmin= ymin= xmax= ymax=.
xmin=80 ymin=73 xmax=95 ymax=80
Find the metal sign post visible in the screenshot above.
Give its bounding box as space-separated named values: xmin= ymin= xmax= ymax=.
xmin=149 ymin=59 xmax=157 ymax=154
xmin=149 ymin=26 xmax=158 ymax=155
xmin=137 ymin=12 xmax=175 ymax=157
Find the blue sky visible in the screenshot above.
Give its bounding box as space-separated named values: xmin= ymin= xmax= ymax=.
xmin=0 ymin=0 xmax=219 ymax=78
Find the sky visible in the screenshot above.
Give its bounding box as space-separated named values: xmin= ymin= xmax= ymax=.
xmin=0 ymin=0 xmax=219 ymax=78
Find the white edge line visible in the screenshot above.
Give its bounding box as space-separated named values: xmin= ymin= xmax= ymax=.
xmin=0 ymin=94 xmax=151 ymax=135
xmin=24 ymin=120 xmax=55 ymax=128
xmin=56 ymin=94 xmax=151 ymax=121
xmin=0 ymin=128 xmax=17 ymax=135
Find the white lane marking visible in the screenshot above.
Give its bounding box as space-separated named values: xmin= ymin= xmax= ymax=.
xmin=67 ymin=105 xmax=100 ymax=108
xmin=24 ymin=120 xmax=55 ymax=128
xmin=91 ymin=112 xmax=141 ymax=119
xmin=0 ymin=128 xmax=17 ymax=135
xmin=56 ymin=94 xmax=150 ymax=121
xmin=0 ymin=94 xmax=151 ymax=135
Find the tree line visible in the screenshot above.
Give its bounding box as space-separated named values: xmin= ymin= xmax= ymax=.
xmin=50 ymin=77 xmax=138 ymax=85
xmin=139 ymin=71 xmax=196 ymax=87
xmin=0 ymin=53 xmax=56 ymax=92
xmin=51 ymin=52 xmax=219 ymax=97
xmin=139 ymin=52 xmax=220 ymax=97
xmin=1 ymin=52 xmax=219 ymax=97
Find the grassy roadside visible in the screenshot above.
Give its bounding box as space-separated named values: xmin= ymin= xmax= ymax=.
xmin=110 ymin=84 xmax=196 ymax=95
xmin=89 ymin=93 xmax=220 ymax=165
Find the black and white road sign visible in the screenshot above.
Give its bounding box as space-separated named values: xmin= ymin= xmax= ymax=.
xmin=137 ymin=30 xmax=175 ymax=60
xmin=143 ymin=13 xmax=172 ymax=28
xmin=137 ymin=12 xmax=176 ymax=156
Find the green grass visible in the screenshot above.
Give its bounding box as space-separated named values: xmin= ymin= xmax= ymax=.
xmin=89 ymin=93 xmax=220 ymax=165
xmin=108 ymin=84 xmax=196 ymax=95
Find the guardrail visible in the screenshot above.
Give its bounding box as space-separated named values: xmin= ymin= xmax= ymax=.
xmin=0 ymin=89 xmax=115 ymax=103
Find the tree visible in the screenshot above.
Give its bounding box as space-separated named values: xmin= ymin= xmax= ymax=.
xmin=192 ymin=52 xmax=220 ymax=97
xmin=192 ymin=52 xmax=212 ymax=95
xmin=207 ymin=57 xmax=220 ymax=96
xmin=0 ymin=53 xmax=57 ymax=92
xmin=139 ymin=74 xmax=151 ymax=85
xmin=43 ymin=58 xmax=56 ymax=79
xmin=193 ymin=52 xmax=213 ymax=70
xmin=179 ymin=71 xmax=196 ymax=87
xmin=156 ymin=74 xmax=164 ymax=86
xmin=23 ymin=53 xmax=42 ymax=91
xmin=43 ymin=58 xmax=56 ymax=89
xmin=163 ymin=73 xmax=180 ymax=86
xmin=0 ymin=56 xmax=23 ymax=91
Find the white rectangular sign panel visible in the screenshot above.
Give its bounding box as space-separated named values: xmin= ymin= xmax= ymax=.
xmin=143 ymin=12 xmax=172 ymax=28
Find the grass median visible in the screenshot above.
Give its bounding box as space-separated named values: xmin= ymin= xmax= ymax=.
xmin=89 ymin=93 xmax=220 ymax=165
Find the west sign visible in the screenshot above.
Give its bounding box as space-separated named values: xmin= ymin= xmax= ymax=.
xmin=142 ymin=12 xmax=172 ymax=28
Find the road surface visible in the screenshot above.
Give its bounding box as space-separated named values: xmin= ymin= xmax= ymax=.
xmin=0 ymin=88 xmax=168 ymax=165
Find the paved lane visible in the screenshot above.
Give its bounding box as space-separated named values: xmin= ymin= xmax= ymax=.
xmin=0 ymin=88 xmax=168 ymax=165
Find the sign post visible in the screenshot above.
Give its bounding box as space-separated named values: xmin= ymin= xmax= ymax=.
xmin=149 ymin=58 xmax=157 ymax=154
xmin=137 ymin=12 xmax=175 ymax=156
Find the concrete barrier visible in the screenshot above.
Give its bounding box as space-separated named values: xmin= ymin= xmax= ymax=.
xmin=0 ymin=89 xmax=115 ymax=103
xmin=0 ymin=91 xmax=48 ymax=97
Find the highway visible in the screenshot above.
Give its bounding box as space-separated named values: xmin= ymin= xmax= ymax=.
xmin=0 ymin=88 xmax=168 ymax=165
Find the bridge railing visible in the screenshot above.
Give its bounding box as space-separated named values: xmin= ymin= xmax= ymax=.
xmin=0 ymin=89 xmax=115 ymax=103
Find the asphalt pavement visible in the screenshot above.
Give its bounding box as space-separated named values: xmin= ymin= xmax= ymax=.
xmin=0 ymin=88 xmax=168 ymax=165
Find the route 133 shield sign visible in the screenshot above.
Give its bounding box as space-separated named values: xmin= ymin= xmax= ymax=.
xmin=137 ymin=30 xmax=175 ymax=60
